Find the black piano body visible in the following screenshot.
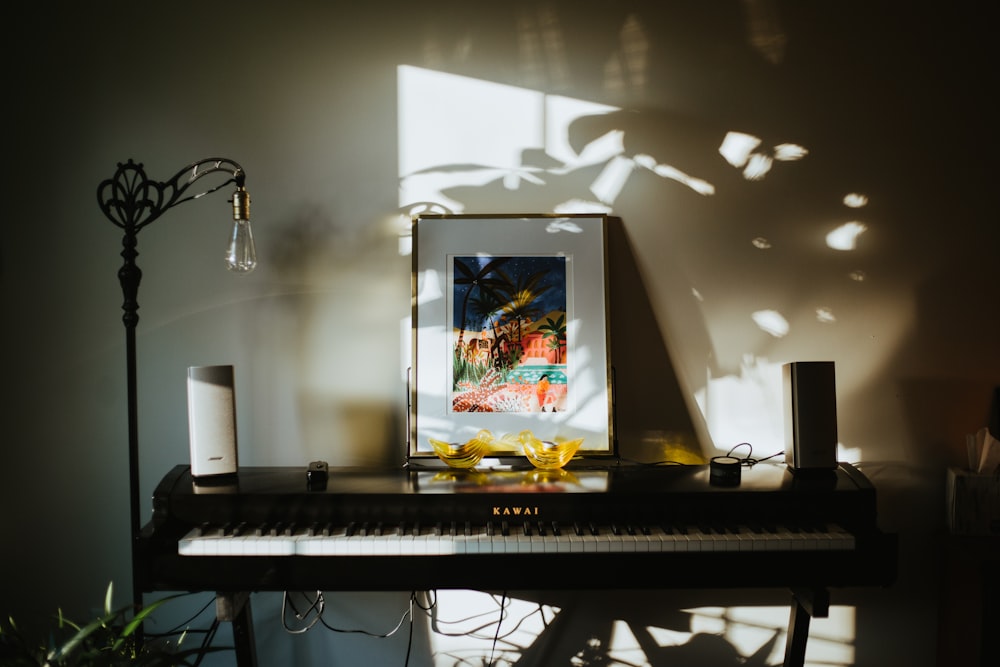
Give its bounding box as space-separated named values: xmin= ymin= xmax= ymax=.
xmin=135 ymin=461 xmax=896 ymax=667
xmin=136 ymin=462 xmax=896 ymax=594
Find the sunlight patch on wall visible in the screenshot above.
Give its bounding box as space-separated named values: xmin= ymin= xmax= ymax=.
xmin=826 ymin=221 xmax=868 ymax=251
xmin=397 ymin=65 xmax=620 ymax=215
xmin=843 ymin=192 xmax=868 ymax=208
xmin=816 ymin=307 xmax=836 ymax=323
xmin=397 ymin=66 xmax=806 ymax=223
xmin=827 ymin=192 xmax=869 ymax=250
xmin=697 ymin=355 xmax=786 ymax=452
xmin=752 ymin=309 xmax=790 ymax=338
xmin=718 ymin=131 xmax=807 ymax=181
xmin=397 ymin=64 xmax=766 ymax=220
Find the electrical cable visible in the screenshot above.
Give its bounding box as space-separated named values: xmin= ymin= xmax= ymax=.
xmin=725 ymin=442 xmax=783 ymax=467
xmin=190 ymin=616 xmax=220 ymax=667
xmin=314 ymin=593 xmax=414 ymax=638
xmin=427 ymin=592 xmax=512 ymax=638
xmin=141 ymin=593 xmax=216 ymax=638
xmin=281 ymin=591 xmax=324 ymax=634
xmin=487 ymin=591 xmax=507 ymax=667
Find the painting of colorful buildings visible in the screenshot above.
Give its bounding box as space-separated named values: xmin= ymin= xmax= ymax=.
xmin=450 ymin=254 xmax=569 ymax=413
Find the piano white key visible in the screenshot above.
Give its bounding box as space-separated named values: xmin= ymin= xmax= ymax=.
xmin=561 ymin=532 xmax=579 ymax=553
xmin=513 ymin=523 xmax=531 ymax=554
xmin=505 ymin=526 xmax=521 ymax=554
xmin=541 ymin=532 xmax=560 ymax=554
xmin=529 ymin=524 xmax=547 ymax=554
xmin=717 ymin=526 xmax=738 ymax=552
xmin=465 ymin=526 xmax=483 ymax=554
xmin=632 ymin=527 xmax=651 ymax=553
xmin=701 ymin=526 xmax=724 ymax=551
xmin=829 ymin=523 xmax=856 ymax=550
xmin=345 ymin=534 xmax=363 ymax=556
xmin=178 ymin=527 xmax=203 ymax=555
xmin=414 ymin=529 xmax=433 ymax=555
xmin=679 ymin=527 xmax=701 ymax=552
xmin=447 ymin=532 xmax=465 ymax=555
xmin=799 ymin=527 xmax=820 ymax=551
xmin=786 ymin=526 xmax=807 ymax=551
xmin=756 ymin=525 xmax=782 ymax=551
xmin=453 ymin=532 xmax=471 ymax=554
xmin=442 ymin=533 xmax=461 ymax=554
xmin=812 ymin=527 xmax=835 ymax=551
xmin=438 ymin=532 xmax=458 ymax=555
xmin=642 ymin=527 xmax=662 ymax=552
xmin=649 ymin=527 xmax=669 ymax=552
xmin=722 ymin=526 xmax=742 ymax=552
xmin=553 ymin=526 xmax=572 ymax=553
xmin=234 ymin=526 xmax=259 ymax=556
xmin=775 ymin=529 xmax=796 ymax=550
xmin=396 ymin=531 xmax=414 ymax=556
xmin=296 ymin=534 xmax=319 ymax=556
xmin=671 ymin=528 xmax=690 ymax=553
xmin=651 ymin=527 xmax=668 ymax=552
xmin=602 ymin=527 xmax=618 ymax=552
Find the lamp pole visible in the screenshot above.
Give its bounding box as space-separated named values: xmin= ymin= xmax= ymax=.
xmin=97 ymin=158 xmax=255 ymax=616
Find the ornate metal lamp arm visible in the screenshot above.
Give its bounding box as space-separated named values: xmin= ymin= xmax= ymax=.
xmin=96 ymin=157 xmax=254 ymax=614
xmin=98 ymin=158 xmax=246 ymax=232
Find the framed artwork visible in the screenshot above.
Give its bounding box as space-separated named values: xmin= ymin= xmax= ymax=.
xmin=409 ymin=213 xmax=613 ymax=460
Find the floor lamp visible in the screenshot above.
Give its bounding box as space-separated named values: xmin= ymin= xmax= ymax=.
xmin=97 ymin=158 xmax=256 ymax=619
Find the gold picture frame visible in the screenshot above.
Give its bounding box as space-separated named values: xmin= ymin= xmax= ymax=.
xmin=409 ymin=213 xmax=614 ymax=462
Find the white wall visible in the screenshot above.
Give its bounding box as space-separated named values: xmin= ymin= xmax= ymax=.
xmin=2 ymin=2 xmax=996 ymax=665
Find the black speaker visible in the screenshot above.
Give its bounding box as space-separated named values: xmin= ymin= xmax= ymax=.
xmin=187 ymin=365 xmax=239 ymax=478
xmin=783 ymin=361 xmax=838 ymax=472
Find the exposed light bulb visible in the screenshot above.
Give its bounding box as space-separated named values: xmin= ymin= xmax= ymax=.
xmin=226 ymin=185 xmax=256 ymax=273
xmin=226 ymin=218 xmax=257 ymax=272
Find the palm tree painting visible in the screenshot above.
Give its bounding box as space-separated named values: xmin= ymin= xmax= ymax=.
xmin=451 ymin=254 xmax=568 ymax=413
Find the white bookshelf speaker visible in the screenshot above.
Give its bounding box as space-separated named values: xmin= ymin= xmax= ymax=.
xmin=187 ymin=365 xmax=239 ymax=477
xmin=783 ymin=361 xmax=838 ymax=472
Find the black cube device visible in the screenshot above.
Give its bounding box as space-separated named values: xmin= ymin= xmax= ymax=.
xmin=307 ymin=460 xmax=329 ymax=491
xmin=783 ymin=361 xmax=838 ymax=473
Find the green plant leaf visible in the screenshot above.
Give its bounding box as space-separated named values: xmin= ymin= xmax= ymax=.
xmin=120 ymin=594 xmax=181 ymax=638
xmin=49 ymin=607 xmax=122 ymax=663
xmin=103 ymin=582 xmax=114 ymax=617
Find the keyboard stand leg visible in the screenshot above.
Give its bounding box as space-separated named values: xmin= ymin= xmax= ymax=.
xmin=783 ymin=588 xmax=829 ymax=667
xmin=217 ymin=591 xmax=258 ymax=667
